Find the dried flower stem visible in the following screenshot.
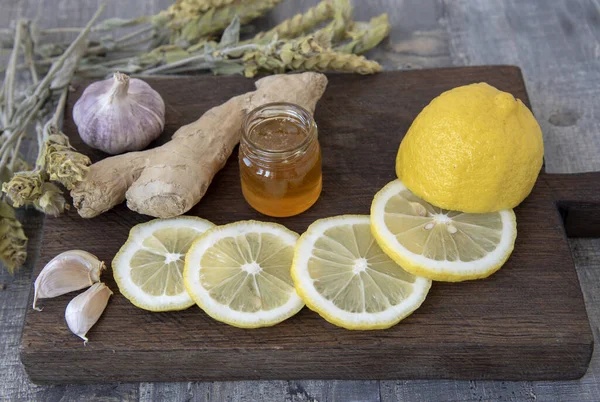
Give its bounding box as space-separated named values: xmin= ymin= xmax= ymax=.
xmin=97 ymin=56 xmax=135 ymax=67
xmin=141 ymin=42 xmax=258 ymax=74
xmin=115 ymin=25 xmax=155 ymax=45
xmin=0 ymin=96 xmax=45 ymax=169
xmin=86 ymin=24 xmax=155 ymax=54
xmin=3 ymin=20 xmax=25 ymax=124
xmin=35 ymin=122 xmax=43 ymax=151
xmin=118 ymin=36 xmax=154 ymax=50
xmin=140 ymin=54 xmax=206 ymax=75
xmin=41 ymin=27 xmax=86 ymax=34
xmin=24 ymin=22 xmax=40 ymax=84
xmin=0 ymin=58 xmax=51 ymax=74
xmin=32 ymin=6 xmax=106 ymax=101
xmin=150 ymin=63 xmax=213 ymax=74
xmin=9 ymin=136 xmax=23 ymax=172
xmin=51 ymin=87 xmax=68 ymax=127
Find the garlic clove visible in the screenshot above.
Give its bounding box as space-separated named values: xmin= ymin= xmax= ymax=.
xmin=33 ymin=250 xmax=105 ymax=311
xmin=65 ymin=282 xmax=112 ymax=345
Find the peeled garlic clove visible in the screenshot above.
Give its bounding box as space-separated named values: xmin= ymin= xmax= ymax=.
xmin=33 ymin=250 xmax=105 ymax=311
xmin=73 ymin=72 xmax=165 ymax=155
xmin=65 ymin=282 xmax=112 ymax=345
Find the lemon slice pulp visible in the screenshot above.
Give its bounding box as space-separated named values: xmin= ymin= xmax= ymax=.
xmin=291 ymin=215 xmax=431 ymax=330
xmin=112 ymin=217 xmax=215 ymax=311
xmin=184 ymin=221 xmax=304 ymax=328
xmin=371 ymin=179 xmax=517 ymax=281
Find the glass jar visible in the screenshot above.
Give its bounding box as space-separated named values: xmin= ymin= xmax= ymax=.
xmin=239 ymin=102 xmax=322 ymax=217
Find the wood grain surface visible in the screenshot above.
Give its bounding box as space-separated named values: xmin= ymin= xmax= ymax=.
xmin=3 ymin=0 xmax=600 ymax=400
xmin=18 ymin=67 xmax=596 ymax=384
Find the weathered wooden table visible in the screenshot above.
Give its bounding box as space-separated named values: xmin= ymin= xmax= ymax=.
xmin=1 ymin=0 xmax=599 ymax=400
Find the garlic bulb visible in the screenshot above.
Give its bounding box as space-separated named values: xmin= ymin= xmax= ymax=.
xmin=33 ymin=250 xmax=105 ymax=311
xmin=65 ymin=282 xmax=112 ymax=344
xmin=73 ymin=72 xmax=165 ymax=155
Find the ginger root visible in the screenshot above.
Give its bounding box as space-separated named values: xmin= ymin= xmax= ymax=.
xmin=71 ymin=72 xmax=328 ymax=218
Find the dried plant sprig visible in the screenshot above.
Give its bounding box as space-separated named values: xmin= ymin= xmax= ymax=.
xmin=138 ymin=0 xmax=385 ymax=77
xmin=1 ymin=170 xmax=45 ymax=208
xmin=92 ymin=16 xmax=149 ymax=32
xmin=33 ymin=182 xmax=67 ymax=217
xmin=0 ymin=200 xmax=27 ymax=274
xmin=27 ymin=6 xmax=106 ymax=106
xmin=0 ymin=6 xmax=105 ymax=184
xmin=50 ymin=40 xmax=89 ymax=90
xmin=5 ymin=0 xmax=389 ymax=79
xmin=131 ymin=45 xmax=192 ymax=71
xmin=37 ymin=124 xmax=91 ymax=190
xmin=307 ymin=0 xmax=353 ymax=45
xmin=35 ymin=90 xmax=91 ymax=188
xmin=2 ymin=20 xmax=26 ymax=124
xmin=252 ymin=0 xmax=336 ymax=42
xmin=38 ymin=0 xmax=388 ymax=79
xmin=169 ymin=0 xmax=282 ymax=47
xmin=0 ymin=7 xmax=104 ymax=273
xmin=1 ymin=8 xmax=103 ymax=165
xmin=335 ymin=14 xmax=391 ymax=54
xmin=23 ymin=21 xmax=40 ymax=84
xmin=242 ymin=35 xmax=382 ymax=77
xmin=4 ymin=123 xmax=90 ymax=213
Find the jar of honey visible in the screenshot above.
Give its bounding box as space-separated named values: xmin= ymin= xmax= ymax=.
xmin=239 ymin=102 xmax=322 ymax=217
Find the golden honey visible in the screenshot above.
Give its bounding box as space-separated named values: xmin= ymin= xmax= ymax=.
xmin=239 ymin=102 xmax=322 ymax=217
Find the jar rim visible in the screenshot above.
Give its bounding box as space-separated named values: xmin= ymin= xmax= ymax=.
xmin=242 ymin=102 xmax=317 ymax=156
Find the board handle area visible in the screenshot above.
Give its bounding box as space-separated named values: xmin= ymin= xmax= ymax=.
xmin=542 ymin=172 xmax=600 ymax=237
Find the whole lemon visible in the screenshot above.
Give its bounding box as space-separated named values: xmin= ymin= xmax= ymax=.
xmin=396 ymin=83 xmax=544 ymax=213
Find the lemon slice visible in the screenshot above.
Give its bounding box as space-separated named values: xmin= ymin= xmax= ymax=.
xmin=291 ymin=215 xmax=431 ymax=330
xmin=371 ymin=179 xmax=517 ymax=282
xmin=113 ymin=217 xmax=214 ymax=311
xmin=184 ymin=221 xmax=304 ymax=328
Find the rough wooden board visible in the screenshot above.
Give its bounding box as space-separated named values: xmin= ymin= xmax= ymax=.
xmin=2 ymin=0 xmax=600 ymax=400
xmin=18 ymin=67 xmax=595 ymax=384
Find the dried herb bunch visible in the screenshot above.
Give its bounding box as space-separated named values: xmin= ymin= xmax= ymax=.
xmin=0 ymin=0 xmax=390 ymax=272
xmin=3 ymin=0 xmax=390 ymax=78
xmin=0 ymin=9 xmax=103 ymax=272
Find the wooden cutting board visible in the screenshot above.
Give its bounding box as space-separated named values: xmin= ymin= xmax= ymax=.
xmin=20 ymin=66 xmax=599 ymax=384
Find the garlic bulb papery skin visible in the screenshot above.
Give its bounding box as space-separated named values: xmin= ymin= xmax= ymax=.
xmin=33 ymin=250 xmax=105 ymax=311
xmin=73 ymin=72 xmax=165 ymax=155
xmin=65 ymin=282 xmax=112 ymax=345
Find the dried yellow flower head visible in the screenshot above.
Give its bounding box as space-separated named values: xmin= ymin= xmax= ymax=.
xmin=165 ymin=0 xmax=282 ymax=46
xmin=37 ymin=127 xmax=91 ymax=190
xmin=242 ymin=33 xmax=382 ymax=78
xmin=2 ymin=170 xmax=45 ymax=207
xmin=0 ymin=201 xmax=27 ymax=273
